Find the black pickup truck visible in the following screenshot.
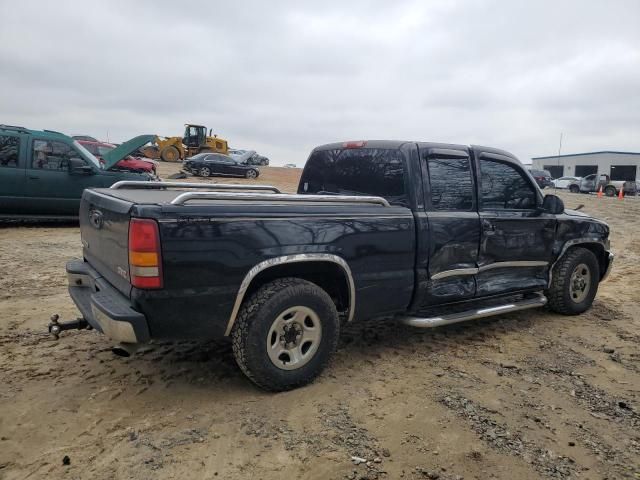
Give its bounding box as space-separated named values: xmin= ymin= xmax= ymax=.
xmin=58 ymin=140 xmax=613 ymax=391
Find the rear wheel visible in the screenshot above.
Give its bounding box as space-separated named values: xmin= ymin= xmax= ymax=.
xmin=569 ymin=184 xmax=579 ymax=193
xmin=605 ymin=186 xmax=616 ymax=197
xmin=199 ymin=166 xmax=211 ymax=177
xmin=245 ymin=169 xmax=258 ymax=179
xmin=160 ymin=145 xmax=180 ymax=162
xmin=231 ymin=278 xmax=339 ymax=391
xmin=546 ymin=247 xmax=599 ymax=315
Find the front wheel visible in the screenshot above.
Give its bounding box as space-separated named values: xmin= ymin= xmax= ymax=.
xmin=546 ymin=247 xmax=599 ymax=315
xmin=231 ymin=278 xmax=340 ymax=391
xmin=605 ymin=186 xmax=616 ymax=197
xmin=245 ymin=169 xmax=258 ymax=179
xmin=569 ymin=184 xmax=579 ymax=193
xmin=199 ymin=166 xmax=212 ymax=177
xmin=160 ymin=145 xmax=180 ymax=162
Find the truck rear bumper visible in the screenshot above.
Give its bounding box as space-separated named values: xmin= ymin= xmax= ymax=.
xmin=66 ymin=259 xmax=150 ymax=344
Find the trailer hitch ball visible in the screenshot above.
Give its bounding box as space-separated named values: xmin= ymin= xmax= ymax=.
xmin=47 ymin=315 xmax=90 ymax=339
xmin=49 ymin=314 xmax=61 ymax=339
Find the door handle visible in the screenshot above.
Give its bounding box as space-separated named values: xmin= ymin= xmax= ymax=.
xmin=28 ymin=176 xmax=40 ymax=180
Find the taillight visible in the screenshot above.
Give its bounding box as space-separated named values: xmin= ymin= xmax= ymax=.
xmin=343 ymin=140 xmax=366 ymax=149
xmin=128 ymin=218 xmax=163 ymax=289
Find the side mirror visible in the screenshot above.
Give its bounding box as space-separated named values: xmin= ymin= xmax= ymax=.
xmin=542 ymin=194 xmax=564 ymax=214
xmin=68 ymin=158 xmax=94 ymax=175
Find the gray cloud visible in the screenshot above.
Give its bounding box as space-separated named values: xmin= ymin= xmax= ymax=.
xmin=1 ymin=0 xmax=638 ymax=165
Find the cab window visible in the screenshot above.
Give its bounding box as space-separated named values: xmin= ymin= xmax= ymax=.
xmin=480 ymin=159 xmax=537 ymax=210
xmin=426 ymin=157 xmax=474 ymax=211
xmin=0 ymin=135 xmax=20 ymax=168
xmin=299 ymin=148 xmax=407 ymax=206
xmin=31 ymin=140 xmax=82 ymax=171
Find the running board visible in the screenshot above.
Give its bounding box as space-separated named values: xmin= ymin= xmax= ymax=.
xmin=400 ymin=294 xmax=548 ymax=328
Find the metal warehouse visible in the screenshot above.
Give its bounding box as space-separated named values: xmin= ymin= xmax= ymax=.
xmin=531 ymin=151 xmax=640 ymax=181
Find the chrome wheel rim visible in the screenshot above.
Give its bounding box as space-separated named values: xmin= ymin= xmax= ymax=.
xmin=201 ymin=167 xmax=210 ymax=176
xmin=266 ymin=306 xmax=322 ymax=370
xmin=247 ymin=170 xmax=257 ymax=179
xmin=570 ymin=263 xmax=591 ymax=303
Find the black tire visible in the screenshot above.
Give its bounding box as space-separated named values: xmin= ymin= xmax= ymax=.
xmin=245 ymin=169 xmax=258 ymax=179
xmin=605 ymin=186 xmax=616 ymax=197
xmin=569 ymin=184 xmax=579 ymax=193
xmin=231 ymin=278 xmax=340 ymax=391
xmin=160 ymin=145 xmax=180 ymax=162
xmin=546 ymin=247 xmax=600 ymax=315
xmin=199 ymin=166 xmax=212 ymax=177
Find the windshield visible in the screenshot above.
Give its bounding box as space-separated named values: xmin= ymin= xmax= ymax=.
xmin=73 ymin=141 xmax=101 ymax=168
xmin=187 ymin=153 xmax=210 ymax=160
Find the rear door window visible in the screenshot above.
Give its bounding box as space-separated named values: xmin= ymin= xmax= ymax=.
xmin=426 ymin=157 xmax=474 ymax=211
xmin=299 ymin=148 xmax=407 ymax=206
xmin=0 ymin=135 xmax=20 ymax=168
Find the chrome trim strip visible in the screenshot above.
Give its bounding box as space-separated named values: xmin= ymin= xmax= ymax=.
xmin=431 ymin=268 xmax=478 ymax=280
xmin=478 ymin=260 xmax=549 ymax=272
xmin=171 ymin=191 xmax=391 ymax=207
xmin=431 ymin=261 xmax=549 ymax=281
xmin=601 ymin=252 xmax=614 ymax=282
xmin=400 ymin=294 xmax=547 ymax=328
xmin=224 ymin=254 xmax=356 ymax=336
xmin=156 ymin=215 xmax=410 ymax=223
xmin=547 ymin=238 xmax=609 ymax=287
xmin=110 ymin=181 xmax=281 ymax=193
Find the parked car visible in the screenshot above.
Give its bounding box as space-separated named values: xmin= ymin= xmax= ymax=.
xmin=78 ymin=140 xmax=157 ymax=176
xmin=528 ymin=169 xmax=553 ymax=188
xmin=578 ymin=173 xmax=637 ymax=196
xmin=284 ymin=163 xmax=297 ymax=168
xmin=0 ymin=125 xmax=155 ymax=218
xmin=551 ymin=176 xmax=581 ymax=190
xmin=57 ymin=140 xmax=612 ymax=391
xmin=229 ymin=149 xmax=270 ymax=166
xmin=183 ymin=152 xmax=259 ymax=179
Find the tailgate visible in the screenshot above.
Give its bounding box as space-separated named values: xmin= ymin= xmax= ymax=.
xmin=79 ymin=189 xmax=134 ymax=297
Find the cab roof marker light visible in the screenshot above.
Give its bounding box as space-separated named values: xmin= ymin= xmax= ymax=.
xmin=343 ymin=141 xmax=366 ymax=149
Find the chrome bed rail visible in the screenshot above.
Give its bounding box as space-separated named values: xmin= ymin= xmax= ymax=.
xmin=109 ymin=181 xmax=281 ymax=193
xmin=169 ymin=191 xmax=391 ymax=207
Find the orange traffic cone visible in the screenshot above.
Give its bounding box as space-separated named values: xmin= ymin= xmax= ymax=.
xmin=618 ymin=187 xmax=624 ymax=200
xmin=597 ymin=185 xmax=603 ymax=198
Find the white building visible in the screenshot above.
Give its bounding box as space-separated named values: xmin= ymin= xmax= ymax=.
xmin=531 ymin=151 xmax=640 ymax=181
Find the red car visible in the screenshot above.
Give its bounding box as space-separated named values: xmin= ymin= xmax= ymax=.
xmin=78 ymin=140 xmax=157 ymax=175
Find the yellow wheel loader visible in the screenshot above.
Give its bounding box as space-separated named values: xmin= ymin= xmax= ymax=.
xmin=140 ymin=124 xmax=229 ymax=162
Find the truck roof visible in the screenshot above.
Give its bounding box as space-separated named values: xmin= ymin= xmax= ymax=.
xmin=312 ymin=140 xmax=521 ymax=164
xmin=0 ymin=124 xmax=71 ymax=141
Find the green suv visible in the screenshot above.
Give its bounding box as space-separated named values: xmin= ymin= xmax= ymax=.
xmin=0 ymin=125 xmax=155 ymax=218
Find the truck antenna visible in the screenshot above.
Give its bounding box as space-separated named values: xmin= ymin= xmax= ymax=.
xmin=554 ymin=132 xmax=563 ymax=190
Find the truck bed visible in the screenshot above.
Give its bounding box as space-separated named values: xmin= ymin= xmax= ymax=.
xmin=78 ymin=184 xmax=416 ymax=340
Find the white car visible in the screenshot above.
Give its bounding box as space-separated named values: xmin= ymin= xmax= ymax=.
xmin=552 ymin=176 xmax=581 ymax=189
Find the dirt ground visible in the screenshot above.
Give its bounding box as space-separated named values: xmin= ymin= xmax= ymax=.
xmin=1 ymin=167 xmax=639 ymax=480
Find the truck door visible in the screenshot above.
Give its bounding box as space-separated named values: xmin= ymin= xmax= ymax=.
xmin=580 ymin=174 xmax=597 ymax=192
xmin=0 ymin=132 xmax=26 ymax=214
xmin=25 ymin=138 xmax=100 ymax=216
xmin=417 ymin=145 xmax=480 ymax=306
xmin=474 ymin=150 xmax=556 ymax=296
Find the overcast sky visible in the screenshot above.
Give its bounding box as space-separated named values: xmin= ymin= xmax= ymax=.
xmin=1 ymin=0 xmax=639 ymax=165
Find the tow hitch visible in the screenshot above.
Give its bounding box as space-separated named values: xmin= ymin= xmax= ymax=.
xmin=48 ymin=314 xmax=91 ymax=339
